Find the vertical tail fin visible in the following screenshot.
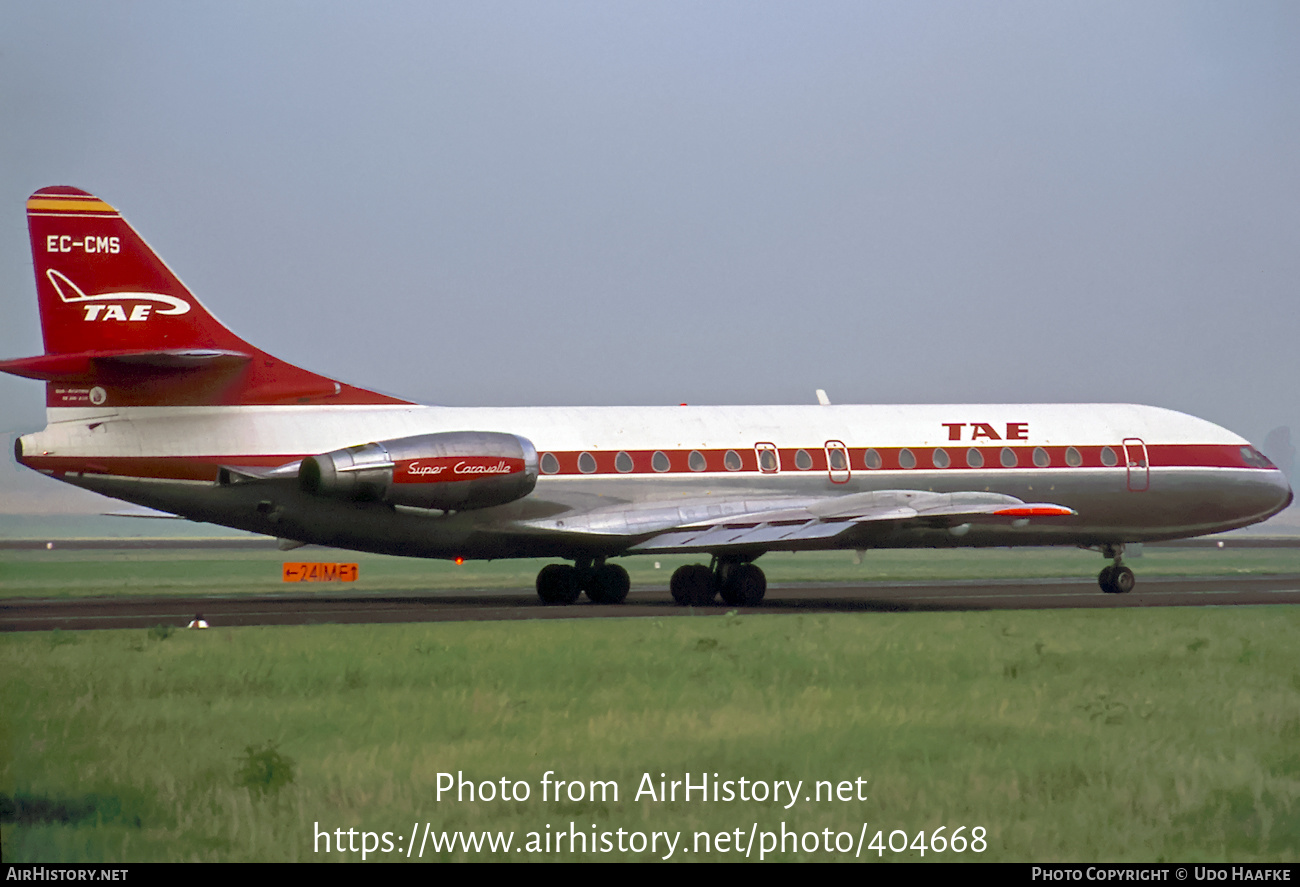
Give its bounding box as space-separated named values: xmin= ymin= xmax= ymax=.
xmin=1 ymin=187 xmax=406 ymax=408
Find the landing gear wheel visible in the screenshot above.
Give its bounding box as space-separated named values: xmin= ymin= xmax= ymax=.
xmin=1111 ymin=565 xmax=1135 ymax=594
xmin=586 ymin=563 xmax=630 ymax=604
xmin=537 ymin=564 xmax=580 ymax=605
xmin=1098 ymin=565 xmax=1117 ymax=593
xmin=670 ymin=564 xmax=716 ymax=607
xmin=1098 ymin=564 xmax=1136 ymax=594
xmin=720 ymin=563 xmax=766 ymax=607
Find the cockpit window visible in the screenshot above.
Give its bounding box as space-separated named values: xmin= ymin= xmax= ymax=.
xmin=1241 ymin=446 xmax=1275 ymax=469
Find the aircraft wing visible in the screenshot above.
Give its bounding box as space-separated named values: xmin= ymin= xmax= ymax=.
xmin=519 ymin=489 xmax=1075 ymax=554
xmin=217 ymin=459 xmax=1075 ymax=556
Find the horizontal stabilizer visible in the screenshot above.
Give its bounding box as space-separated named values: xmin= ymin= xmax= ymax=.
xmin=0 ymin=349 xmax=251 ymax=383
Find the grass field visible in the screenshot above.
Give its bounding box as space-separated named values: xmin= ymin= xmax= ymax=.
xmin=4 ymin=545 xmax=1300 ymax=600
xmin=3 ymin=547 xmax=1299 ymax=862
xmin=3 ymin=609 xmax=1300 ymax=861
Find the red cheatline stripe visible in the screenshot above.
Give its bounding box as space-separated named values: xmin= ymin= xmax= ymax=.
xmin=17 ymin=443 xmax=1275 ymax=482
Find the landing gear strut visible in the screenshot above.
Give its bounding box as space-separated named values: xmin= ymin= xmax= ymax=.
xmin=535 ymin=558 xmax=629 ymax=605
xmin=1094 ymin=544 xmax=1136 ymax=594
xmin=670 ymin=557 xmax=767 ymax=607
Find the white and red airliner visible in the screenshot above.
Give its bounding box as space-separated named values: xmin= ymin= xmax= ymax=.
xmin=3 ymin=187 xmax=1292 ymax=605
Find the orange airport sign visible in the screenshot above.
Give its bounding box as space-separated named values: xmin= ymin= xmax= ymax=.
xmin=283 ymin=562 xmax=359 ymax=582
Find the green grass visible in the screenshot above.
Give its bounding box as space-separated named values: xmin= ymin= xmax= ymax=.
xmin=3 ymin=607 xmax=1299 ymax=861
xmin=3 ymin=546 xmax=1300 ymax=600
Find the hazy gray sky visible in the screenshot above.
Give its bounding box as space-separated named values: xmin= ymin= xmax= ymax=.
xmin=2 ymin=2 xmax=1297 ymax=454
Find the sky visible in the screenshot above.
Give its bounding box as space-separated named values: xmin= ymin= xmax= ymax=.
xmin=1 ymin=2 xmax=1297 ymax=510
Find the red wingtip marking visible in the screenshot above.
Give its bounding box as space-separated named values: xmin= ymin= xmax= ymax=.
xmin=992 ymin=506 xmax=1077 ymax=517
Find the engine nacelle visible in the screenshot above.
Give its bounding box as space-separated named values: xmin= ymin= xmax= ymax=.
xmin=300 ymin=431 xmax=538 ymax=511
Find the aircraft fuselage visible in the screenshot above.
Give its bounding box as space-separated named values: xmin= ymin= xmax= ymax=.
xmin=18 ymin=402 xmax=1291 ymax=560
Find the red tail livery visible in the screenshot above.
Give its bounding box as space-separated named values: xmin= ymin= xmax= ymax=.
xmin=3 ymin=186 xmax=405 ymax=408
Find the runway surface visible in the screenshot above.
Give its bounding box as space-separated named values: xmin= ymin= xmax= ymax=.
xmin=4 ymin=574 xmax=1299 ymax=631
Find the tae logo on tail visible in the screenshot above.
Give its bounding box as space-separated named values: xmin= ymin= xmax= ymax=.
xmin=47 ymin=269 xmax=191 ymax=321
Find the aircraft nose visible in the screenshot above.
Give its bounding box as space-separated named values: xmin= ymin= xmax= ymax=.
xmin=1265 ymin=470 xmax=1293 ymax=517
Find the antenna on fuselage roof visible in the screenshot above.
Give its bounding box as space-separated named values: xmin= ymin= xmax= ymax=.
xmin=816 ymin=389 xmax=831 ymax=405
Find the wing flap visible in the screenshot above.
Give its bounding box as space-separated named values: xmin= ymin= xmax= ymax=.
xmin=629 ymin=519 xmax=854 ymax=553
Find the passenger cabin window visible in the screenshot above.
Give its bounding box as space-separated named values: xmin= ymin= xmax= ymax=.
xmin=1101 ymin=446 xmax=1118 ymax=467
xmin=863 ymin=448 xmax=882 ymax=470
xmin=898 ymin=448 xmax=916 ymax=469
xmin=724 ymin=449 xmax=743 ymax=471
xmin=1065 ymin=446 xmax=1082 ymax=467
xmin=1033 ymin=447 xmax=1050 ymax=468
xmin=933 ymin=448 xmax=950 ymax=469
xmin=540 ymin=453 xmax=560 ymax=474
xmin=688 ymin=450 xmax=707 ymax=472
xmin=1000 ymin=447 xmax=1018 ymax=468
xmin=652 ymin=451 xmax=671 ymax=472
xmin=795 ymin=449 xmax=813 ymax=470
xmin=615 ymin=451 xmax=634 ymax=473
xmin=827 ymin=448 xmax=848 ymax=471
xmin=966 ymin=448 xmax=984 ymax=468
xmin=578 ymin=452 xmax=597 ymax=474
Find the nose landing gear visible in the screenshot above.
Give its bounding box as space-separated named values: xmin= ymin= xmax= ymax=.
xmin=1094 ymin=544 xmax=1136 ymax=594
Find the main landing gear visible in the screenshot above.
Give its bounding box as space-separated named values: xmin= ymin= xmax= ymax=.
xmin=536 ymin=558 xmax=630 ymax=605
xmin=1094 ymin=544 xmax=1136 ymax=595
xmin=670 ymin=558 xmax=767 ymax=607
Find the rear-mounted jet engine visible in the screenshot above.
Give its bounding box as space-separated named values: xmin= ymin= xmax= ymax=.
xmin=299 ymin=431 xmax=538 ymax=511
